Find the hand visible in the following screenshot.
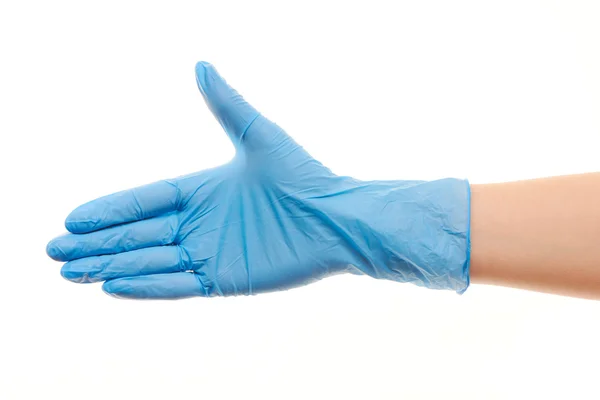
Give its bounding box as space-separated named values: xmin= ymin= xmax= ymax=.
xmin=46 ymin=62 xmax=471 ymax=299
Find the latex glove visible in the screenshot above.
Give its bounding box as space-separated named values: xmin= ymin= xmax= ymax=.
xmin=46 ymin=62 xmax=471 ymax=299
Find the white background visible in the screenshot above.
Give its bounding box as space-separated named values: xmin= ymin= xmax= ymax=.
xmin=1 ymin=1 xmax=599 ymax=399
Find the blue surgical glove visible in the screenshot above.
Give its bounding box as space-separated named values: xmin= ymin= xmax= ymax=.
xmin=46 ymin=61 xmax=471 ymax=299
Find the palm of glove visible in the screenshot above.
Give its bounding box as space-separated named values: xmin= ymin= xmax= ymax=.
xmin=47 ymin=62 xmax=360 ymax=299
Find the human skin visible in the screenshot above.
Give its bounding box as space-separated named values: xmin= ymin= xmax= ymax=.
xmin=470 ymin=173 xmax=600 ymax=299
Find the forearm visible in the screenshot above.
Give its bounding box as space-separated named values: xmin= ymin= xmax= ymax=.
xmin=470 ymin=173 xmax=600 ymax=299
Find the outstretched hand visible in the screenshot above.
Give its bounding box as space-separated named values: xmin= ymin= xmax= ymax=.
xmin=47 ymin=62 xmax=471 ymax=299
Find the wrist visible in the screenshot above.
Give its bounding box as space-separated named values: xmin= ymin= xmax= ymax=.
xmin=309 ymin=177 xmax=471 ymax=292
xmin=374 ymin=178 xmax=471 ymax=292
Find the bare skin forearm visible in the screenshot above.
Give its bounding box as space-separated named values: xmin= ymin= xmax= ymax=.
xmin=470 ymin=173 xmax=600 ymax=299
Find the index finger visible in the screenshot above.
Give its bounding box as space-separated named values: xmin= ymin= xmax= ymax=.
xmin=65 ymin=179 xmax=181 ymax=234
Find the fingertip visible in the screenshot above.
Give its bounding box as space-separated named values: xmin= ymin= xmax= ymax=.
xmin=196 ymin=61 xmax=214 ymax=70
xmin=46 ymin=239 xmax=68 ymax=261
xmin=103 ymin=277 xmax=143 ymax=299
xmin=102 ymin=280 xmax=124 ymax=298
xmin=60 ymin=261 xmax=94 ymax=283
xmin=64 ymin=217 xmax=79 ymax=233
xmin=65 ymin=209 xmax=98 ymax=234
xmin=46 ymin=240 xmax=57 ymax=259
xmin=195 ymin=61 xmax=214 ymax=93
xmin=59 ymin=263 xmax=73 ymax=281
xmin=193 ymin=61 xmax=260 ymax=142
xmin=195 ymin=60 xmax=213 ymax=70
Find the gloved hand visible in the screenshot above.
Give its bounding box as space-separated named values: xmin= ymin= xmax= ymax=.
xmin=46 ymin=61 xmax=471 ymax=299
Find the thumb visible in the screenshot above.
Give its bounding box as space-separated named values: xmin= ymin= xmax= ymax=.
xmin=195 ymin=61 xmax=260 ymax=145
